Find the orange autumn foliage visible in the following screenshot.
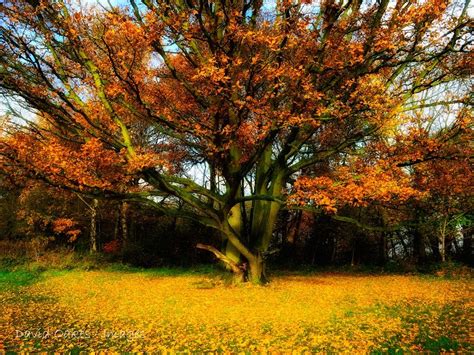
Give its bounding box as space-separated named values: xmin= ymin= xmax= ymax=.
xmin=0 ymin=0 xmax=471 ymax=281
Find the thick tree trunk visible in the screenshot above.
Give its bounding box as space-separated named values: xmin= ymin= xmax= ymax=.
xmin=412 ymin=209 xmax=427 ymax=263
xmin=224 ymin=203 xmax=242 ymax=265
xmin=413 ymin=228 xmax=426 ymax=264
xmin=248 ymin=253 xmax=267 ymax=284
xmin=202 ymin=167 xmax=283 ymax=284
xmin=224 ymin=241 xmax=241 ymax=265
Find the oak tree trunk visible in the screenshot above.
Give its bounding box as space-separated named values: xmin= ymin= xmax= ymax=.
xmin=248 ymin=252 xmax=267 ymax=284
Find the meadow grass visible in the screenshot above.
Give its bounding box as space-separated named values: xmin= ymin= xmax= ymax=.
xmin=1 ymin=264 xmax=472 ymax=353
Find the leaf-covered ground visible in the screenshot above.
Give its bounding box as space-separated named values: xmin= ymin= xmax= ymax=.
xmin=1 ymin=269 xmax=472 ymax=353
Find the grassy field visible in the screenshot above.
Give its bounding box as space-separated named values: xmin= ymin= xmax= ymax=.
xmin=1 ymin=267 xmax=472 ymax=353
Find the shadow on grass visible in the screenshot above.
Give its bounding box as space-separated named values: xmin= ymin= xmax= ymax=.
xmin=0 ymin=269 xmax=43 ymax=291
xmin=269 ymin=261 xmax=473 ymax=280
xmin=0 ymin=264 xmax=230 ymax=296
xmin=1 ymin=253 xmax=471 ymax=292
xmin=104 ymin=263 xmax=225 ymax=278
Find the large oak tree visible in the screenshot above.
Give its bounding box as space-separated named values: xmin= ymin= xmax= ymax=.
xmin=0 ymin=0 xmax=472 ymax=282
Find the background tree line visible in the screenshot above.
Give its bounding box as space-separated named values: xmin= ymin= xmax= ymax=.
xmin=0 ymin=176 xmax=471 ymax=269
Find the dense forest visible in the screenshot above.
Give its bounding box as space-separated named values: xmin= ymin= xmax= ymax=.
xmin=0 ymin=180 xmax=472 ymax=270
xmin=0 ymin=0 xmax=472 ymax=283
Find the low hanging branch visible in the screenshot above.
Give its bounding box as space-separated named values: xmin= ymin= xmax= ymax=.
xmin=196 ymin=243 xmax=243 ymax=275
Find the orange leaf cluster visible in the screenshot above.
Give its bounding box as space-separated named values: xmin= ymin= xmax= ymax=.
xmin=292 ymin=163 xmax=422 ymax=213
